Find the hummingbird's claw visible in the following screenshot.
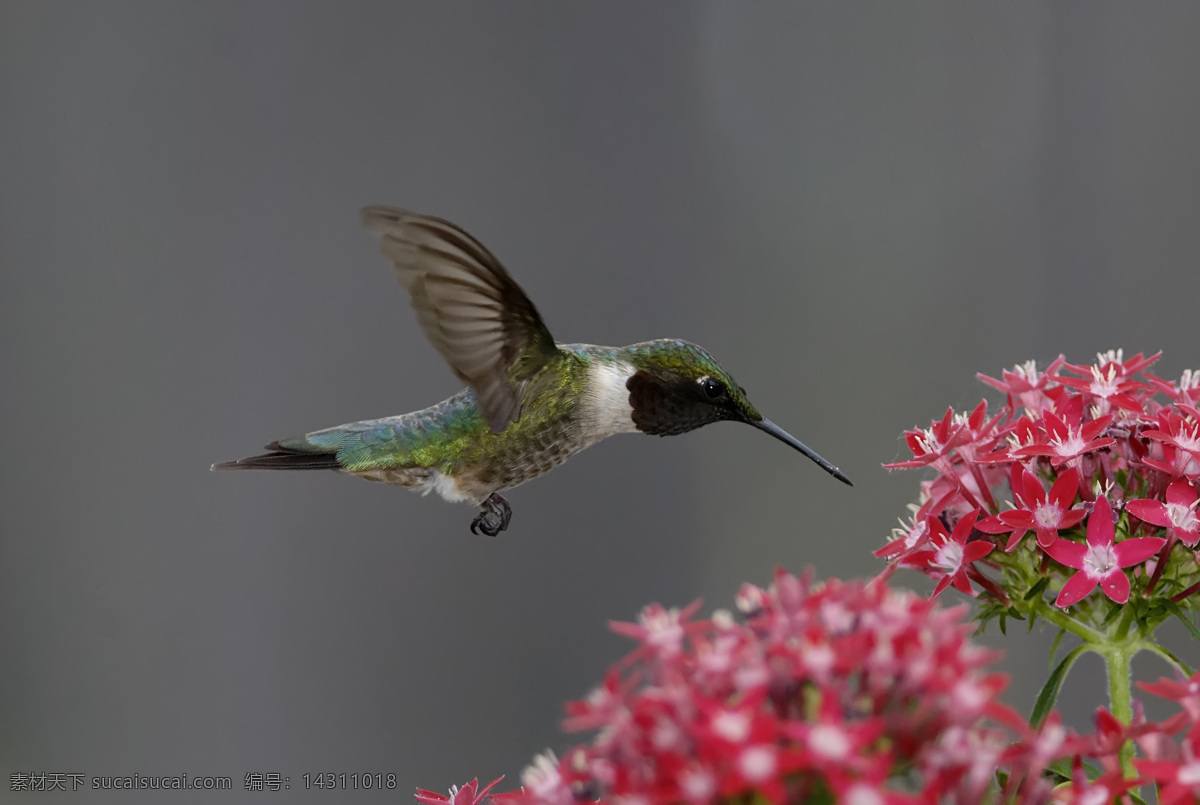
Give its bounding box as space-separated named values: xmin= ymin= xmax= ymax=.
xmin=471 ymin=492 xmax=512 ymax=537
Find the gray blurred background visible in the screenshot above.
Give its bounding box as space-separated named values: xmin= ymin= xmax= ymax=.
xmin=3 ymin=2 xmax=1200 ymax=802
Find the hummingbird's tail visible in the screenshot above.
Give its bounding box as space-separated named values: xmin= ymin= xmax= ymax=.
xmin=211 ymin=440 xmax=342 ymax=472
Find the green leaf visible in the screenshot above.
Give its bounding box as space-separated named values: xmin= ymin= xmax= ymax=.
xmin=1031 ymin=645 xmax=1089 ymax=729
xmin=1163 ymin=600 xmax=1200 ymax=643
xmin=1024 ymin=576 xmax=1051 ymax=601
xmin=1044 ymin=758 xmax=1072 ymax=783
xmin=1048 ymin=627 xmax=1067 ymax=668
xmin=1149 ymin=645 xmax=1196 ymax=676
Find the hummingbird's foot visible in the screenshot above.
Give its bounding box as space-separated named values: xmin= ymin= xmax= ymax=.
xmin=470 ymin=493 xmax=512 ymax=537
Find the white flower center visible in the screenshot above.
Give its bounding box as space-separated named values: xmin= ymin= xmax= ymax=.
xmin=737 ymin=746 xmax=776 ymax=783
xmin=1035 ymin=723 xmax=1066 ymax=755
xmin=844 ymin=784 xmax=884 ymax=805
xmin=521 ymin=752 xmax=564 ymax=798
xmin=952 ymin=679 xmax=988 ymax=713
xmin=678 ymin=768 xmax=716 ymax=803
xmin=1013 ymin=360 xmax=1039 ymax=382
xmin=916 ymin=428 xmax=941 ymax=455
xmin=933 ymin=541 xmax=964 ymax=573
xmin=1175 ymin=422 xmax=1200 ymax=453
xmin=1051 ymin=427 xmax=1087 ymax=458
xmin=1168 ymin=501 xmax=1200 ymax=532
xmin=903 ymin=519 xmax=928 ymax=548
xmin=712 ymin=711 xmax=750 ymax=743
xmin=1089 ymin=365 xmax=1120 ymax=398
xmin=801 ymin=642 xmax=835 ymax=675
xmin=1177 ymin=760 xmax=1200 ymax=785
xmin=1083 ymin=544 xmax=1118 ymax=578
xmin=809 ymin=724 xmax=850 ymax=760
xmin=821 ymin=601 xmax=855 ymax=633
xmin=651 ymin=717 xmax=684 ymax=750
xmin=1034 ymin=501 xmax=1061 ymax=529
xmin=643 ymin=613 xmax=678 ymax=641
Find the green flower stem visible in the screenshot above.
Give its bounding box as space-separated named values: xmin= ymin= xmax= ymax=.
xmin=1039 ymin=602 xmax=1145 ymax=781
xmin=1141 ymin=642 xmax=1195 ymax=676
xmin=1033 ymin=600 xmax=1105 ymax=644
xmin=1099 ymin=641 xmax=1138 ymax=780
xmin=1113 ymin=602 xmax=1137 ymax=643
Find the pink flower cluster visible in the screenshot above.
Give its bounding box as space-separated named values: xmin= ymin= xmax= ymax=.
xmin=421 ymin=571 xmax=1083 ymax=805
xmin=1135 ymin=671 xmax=1200 ymax=803
xmin=880 ymin=351 xmax=1200 ymax=608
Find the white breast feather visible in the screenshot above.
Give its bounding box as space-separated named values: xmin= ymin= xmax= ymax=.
xmin=423 ymin=470 xmax=475 ymax=503
xmin=583 ymin=360 xmax=638 ymax=438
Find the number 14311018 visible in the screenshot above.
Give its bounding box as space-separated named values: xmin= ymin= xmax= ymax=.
xmin=304 ymin=772 xmax=398 ymax=790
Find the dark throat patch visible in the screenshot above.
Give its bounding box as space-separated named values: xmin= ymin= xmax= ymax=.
xmin=626 ymin=370 xmax=726 ymax=436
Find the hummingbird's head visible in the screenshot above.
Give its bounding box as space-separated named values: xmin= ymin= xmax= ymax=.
xmin=623 ymin=339 xmax=852 ymax=485
xmin=624 ymin=340 xmax=760 ymax=434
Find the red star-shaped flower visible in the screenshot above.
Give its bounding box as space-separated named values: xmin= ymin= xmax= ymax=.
xmin=977 ymin=467 xmax=1086 ymax=550
xmin=1012 ymin=398 xmax=1115 ymax=467
xmin=1042 ymin=495 xmax=1165 ymax=607
xmin=416 ymin=777 xmax=504 ymax=805
xmin=1056 ymin=361 xmax=1148 ymax=414
xmin=905 ymin=509 xmax=993 ymax=598
xmin=1137 ymin=731 xmax=1200 ymax=805
xmin=1145 ymin=369 xmax=1200 ymax=407
xmin=885 ymin=407 xmax=971 ymax=471
xmin=1126 ymin=480 xmax=1200 ymax=547
xmin=1139 ymin=671 xmax=1200 ymax=727
xmin=977 ymin=356 xmax=1065 ymax=416
xmin=1141 ymin=404 xmax=1200 ymax=478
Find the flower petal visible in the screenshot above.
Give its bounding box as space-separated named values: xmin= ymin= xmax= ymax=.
xmin=1166 ymin=479 xmax=1199 ymax=507
xmin=951 ymin=509 xmax=981 ymax=544
xmin=1043 ymin=538 xmax=1087 ymax=569
xmin=1086 ymin=496 xmax=1115 ymax=548
xmin=1021 ymin=470 xmax=1048 ymax=507
xmin=950 ymin=572 xmax=975 ymax=595
xmin=1048 ymin=468 xmax=1079 ymax=509
xmin=1080 ymin=415 xmax=1114 ymax=443
xmin=1059 ymin=509 xmax=1087 ymax=530
xmin=1113 ymin=536 xmax=1168 ymax=567
xmin=1056 ymin=572 xmax=1098 ymax=607
xmin=977 ymin=514 xmax=1014 ymax=534
xmin=1035 ymin=528 xmax=1059 ymax=549
xmin=999 ymin=511 xmax=1037 ymax=530
xmin=1004 ymin=529 xmax=1029 ymax=552
xmin=931 ymin=575 xmax=953 ymax=599
xmin=1099 ymin=570 xmax=1131 ymax=604
xmin=963 ymin=541 xmax=995 ymax=562
xmin=1043 ymin=412 xmax=1068 ymax=442
xmin=1126 ymin=499 xmax=1170 ymax=528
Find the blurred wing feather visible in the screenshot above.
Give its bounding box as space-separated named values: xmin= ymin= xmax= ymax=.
xmin=362 ymin=206 xmax=561 ymax=431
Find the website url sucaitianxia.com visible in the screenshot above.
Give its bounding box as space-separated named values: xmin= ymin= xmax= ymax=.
xmin=10 ymin=772 xmax=233 ymax=792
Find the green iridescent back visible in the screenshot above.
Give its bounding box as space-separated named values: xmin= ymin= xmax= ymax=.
xmin=315 ymin=349 xmax=594 ymax=485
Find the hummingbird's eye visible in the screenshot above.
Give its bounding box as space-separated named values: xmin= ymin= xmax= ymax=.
xmin=699 ymin=376 xmax=726 ymax=400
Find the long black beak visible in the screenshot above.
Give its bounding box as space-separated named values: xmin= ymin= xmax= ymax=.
xmin=752 ymin=418 xmax=853 ymax=486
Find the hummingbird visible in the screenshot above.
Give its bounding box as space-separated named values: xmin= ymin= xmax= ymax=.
xmin=213 ymin=207 xmax=851 ymax=536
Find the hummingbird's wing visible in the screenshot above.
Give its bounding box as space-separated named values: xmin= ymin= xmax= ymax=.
xmin=362 ymin=206 xmax=563 ymax=432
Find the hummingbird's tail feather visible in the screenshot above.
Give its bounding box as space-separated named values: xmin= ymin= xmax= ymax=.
xmin=211 ymin=447 xmax=341 ymax=472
